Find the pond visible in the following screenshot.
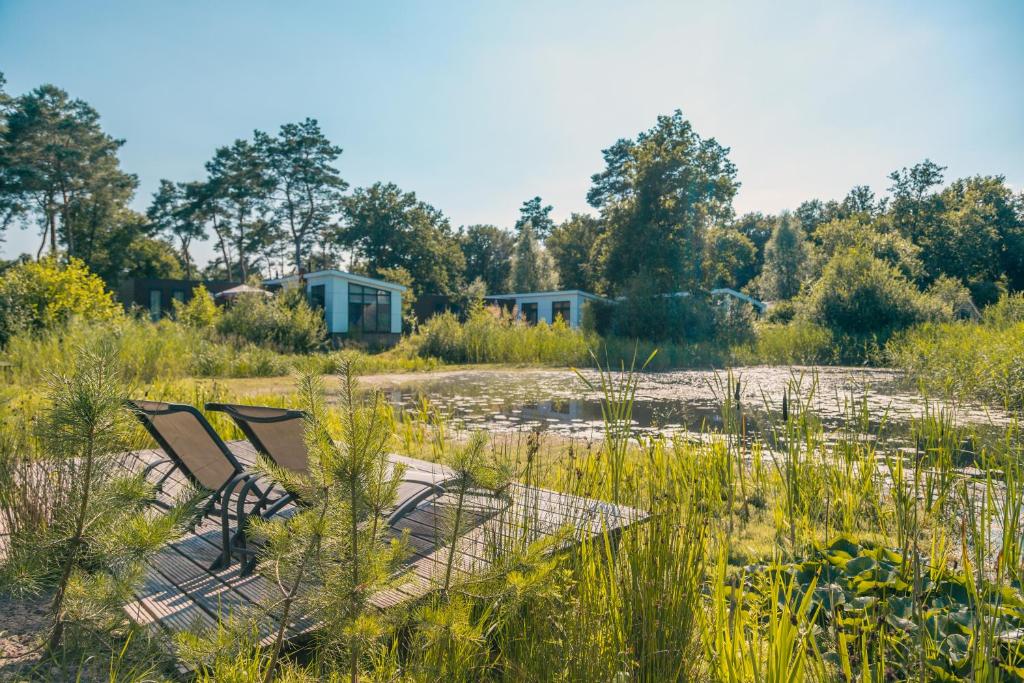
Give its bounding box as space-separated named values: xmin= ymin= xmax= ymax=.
xmin=361 ymin=366 xmax=1010 ymax=441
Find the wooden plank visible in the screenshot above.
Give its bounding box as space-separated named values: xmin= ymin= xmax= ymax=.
xmin=121 ymin=439 xmax=644 ymax=654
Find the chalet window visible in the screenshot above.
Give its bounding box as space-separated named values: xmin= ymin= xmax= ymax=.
xmin=309 ymin=284 xmax=326 ymax=311
xmin=552 ymin=300 xmax=571 ymax=323
xmin=348 ymin=284 xmax=391 ymax=333
xmin=521 ymin=302 xmax=538 ymax=325
xmin=149 ymin=290 xmax=162 ymax=321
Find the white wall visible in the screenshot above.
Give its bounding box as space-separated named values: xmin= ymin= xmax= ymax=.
xmin=507 ymin=292 xmax=586 ymax=328
xmin=390 ymin=290 xmax=402 ymax=334
xmin=284 ymin=273 xmax=403 ymax=335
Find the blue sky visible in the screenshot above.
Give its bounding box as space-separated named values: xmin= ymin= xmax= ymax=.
xmin=2 ymin=0 xmax=1022 ymax=265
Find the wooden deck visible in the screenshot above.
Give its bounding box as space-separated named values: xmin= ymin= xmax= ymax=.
xmin=121 ymin=441 xmax=644 ymax=648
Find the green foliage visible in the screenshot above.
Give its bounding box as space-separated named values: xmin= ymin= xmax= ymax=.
xmin=256 ymin=118 xmax=349 ymax=274
xmin=0 ymin=347 xmax=196 ymax=652
xmin=172 ymin=283 xmax=222 ymax=329
xmin=0 ymin=256 xmax=120 ymax=346
xmin=546 ymin=212 xmax=604 ymax=292
xmin=609 ymin=276 xmax=717 ymax=343
xmin=510 ymin=220 xmax=558 ymax=292
xmin=703 ymin=227 xmax=758 ymax=290
xmin=250 ymin=365 xmax=409 ymax=679
xmin=801 ymin=248 xmax=946 ymax=339
xmin=983 ymin=292 xmax=1024 ymax=328
xmin=514 ymin=196 xmax=555 ymax=239
xmin=402 ymin=306 xmax=593 ymax=365
xmin=588 ymin=109 xmax=739 ymax=294
xmin=813 ymin=215 xmax=923 ymax=281
xmin=736 ymin=537 xmax=1024 ymax=681
xmin=889 ymin=314 xmax=1024 ymax=409
xmin=342 ymin=182 xmax=466 ymax=297
xmin=740 ymin=322 xmax=834 ymax=365
xmin=459 ymin=224 xmax=514 ymax=294
xmin=0 ymin=83 xmax=137 ymax=258
xmin=216 ymin=290 xmax=326 ymax=353
xmin=756 ymin=212 xmax=813 ymax=300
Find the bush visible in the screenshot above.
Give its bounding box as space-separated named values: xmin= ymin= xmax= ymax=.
xmin=983 ymin=292 xmax=1024 ymax=328
xmin=764 ymin=300 xmax=796 ymax=324
xmin=0 ymin=257 xmax=121 ymax=346
xmin=800 ymin=248 xmax=946 ymax=340
xmin=927 ymin=276 xmax=979 ymax=321
xmin=217 ymin=290 xmax=326 ymax=353
xmin=172 ymin=283 xmax=222 ymax=329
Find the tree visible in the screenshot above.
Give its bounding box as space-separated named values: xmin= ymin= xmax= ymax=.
xmin=930 ymin=175 xmax=1018 ymax=303
xmin=0 ymin=72 xmax=16 ymax=240
xmin=757 ymin=212 xmax=813 ymax=300
xmin=731 ymin=212 xmax=776 ymax=266
xmin=342 ymin=182 xmax=465 ymax=297
xmin=511 ymin=221 xmax=557 ymax=292
xmin=205 ymin=138 xmax=273 ymax=280
xmin=702 ymin=227 xmax=757 ymax=290
xmin=546 ymin=213 xmax=603 ymax=292
xmin=813 ymin=216 xmax=922 ymax=282
xmin=886 ymin=160 xmax=946 ymax=252
xmin=147 ymin=180 xmax=207 ymax=279
xmin=460 ymin=224 xmax=514 ymax=293
xmin=31 ymin=348 xmax=194 ymax=652
xmin=257 ymin=119 xmax=347 ymax=274
xmin=794 ymin=199 xmax=837 ymax=237
xmin=0 ymin=84 xmax=136 ymax=258
xmin=182 ymin=180 xmax=235 ymax=280
xmin=252 ymin=367 xmax=408 ymax=682
xmin=514 ymin=196 xmax=554 ymax=239
xmin=587 ymin=110 xmax=738 ymax=294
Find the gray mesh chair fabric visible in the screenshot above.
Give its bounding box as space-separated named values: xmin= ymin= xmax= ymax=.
xmin=128 ymin=400 xmax=243 ymax=491
xmin=205 ymin=403 xmax=308 ymax=473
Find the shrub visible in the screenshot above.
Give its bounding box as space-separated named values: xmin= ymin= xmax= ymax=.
xmin=765 ymin=300 xmax=796 ymax=324
xmin=0 ymin=257 xmax=121 ymax=346
xmin=927 ymin=275 xmax=979 ymax=320
xmin=800 ymin=248 xmax=946 ymax=340
xmin=983 ymin=292 xmax=1024 ymax=328
xmin=172 ymin=283 xmax=222 ymax=329
xmin=217 ymin=290 xmax=326 ymax=353
xmin=711 ymin=299 xmax=756 ymax=345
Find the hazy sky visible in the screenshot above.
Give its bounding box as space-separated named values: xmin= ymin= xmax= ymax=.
xmin=2 ymin=0 xmax=1022 ymax=264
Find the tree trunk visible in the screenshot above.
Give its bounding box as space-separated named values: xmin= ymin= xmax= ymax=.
xmin=181 ymin=238 xmax=193 ymax=281
xmin=237 ymin=207 xmax=248 ymax=280
xmin=48 ymin=430 xmax=95 ymax=652
xmin=60 ymin=186 xmax=73 ymax=257
xmin=49 ymin=211 xmax=58 ymax=256
xmin=212 ymin=213 xmax=233 ymax=281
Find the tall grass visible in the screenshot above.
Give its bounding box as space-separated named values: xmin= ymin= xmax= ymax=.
xmin=402 ymin=308 xmax=596 ymax=365
xmin=889 ymin=318 xmax=1024 ymax=409
xmin=6 ymin=337 xmax=1024 ymax=680
xmin=0 ymin=317 xmax=441 ymax=387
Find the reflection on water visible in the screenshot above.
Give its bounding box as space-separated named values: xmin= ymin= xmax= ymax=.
xmin=359 ymin=366 xmax=1009 ymax=440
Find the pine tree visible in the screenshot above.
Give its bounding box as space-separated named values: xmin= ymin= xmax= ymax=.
xmin=511 ymin=221 xmax=558 ymax=292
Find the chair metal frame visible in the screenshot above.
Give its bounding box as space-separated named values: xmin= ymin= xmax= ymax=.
xmin=126 ymin=400 xmax=282 ymax=571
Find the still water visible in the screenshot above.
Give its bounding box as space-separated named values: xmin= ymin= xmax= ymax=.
xmin=360 ymin=366 xmax=1009 ymax=440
